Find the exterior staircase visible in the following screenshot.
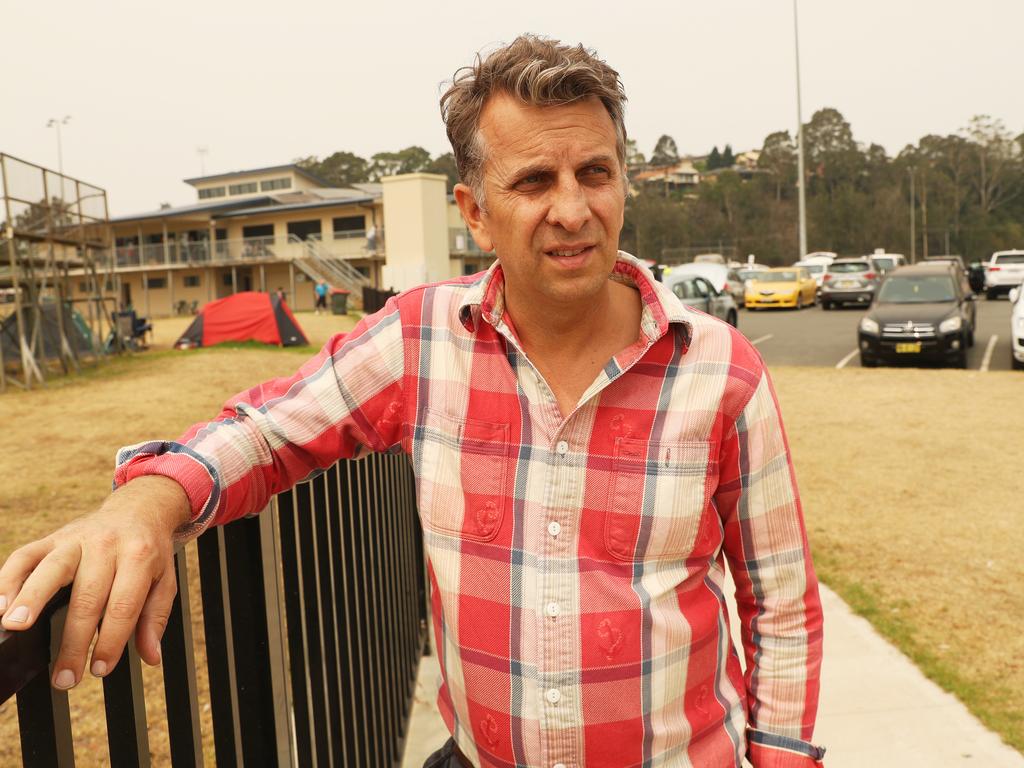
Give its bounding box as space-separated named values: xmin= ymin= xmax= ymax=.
xmin=288 ymin=234 xmax=370 ymax=310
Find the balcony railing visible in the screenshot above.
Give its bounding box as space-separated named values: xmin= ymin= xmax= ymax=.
xmin=111 ymin=231 xmax=386 ymax=270
xmin=449 ymin=227 xmax=485 ymax=256
xmin=0 ymin=452 xmax=427 ymax=767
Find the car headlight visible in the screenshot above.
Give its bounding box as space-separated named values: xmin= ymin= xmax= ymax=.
xmin=939 ymin=316 xmax=962 ymax=334
xmin=860 ymin=317 xmax=880 ymax=335
xmin=1015 ymin=316 xmax=1024 ymax=333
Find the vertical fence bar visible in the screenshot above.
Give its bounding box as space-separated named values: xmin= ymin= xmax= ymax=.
xmin=161 ymin=548 xmax=204 ymax=768
xmin=222 ymin=513 xmax=283 ymax=767
xmin=197 ymin=528 xmax=241 ymax=768
xmin=276 ymin=489 xmax=315 ymax=768
xmin=323 ymin=463 xmax=354 ymax=768
xmin=260 ymin=503 xmax=296 ymax=768
xmin=311 ymin=473 xmax=342 ymax=766
xmin=13 ymin=602 xmax=75 ymax=768
xmin=294 ymin=481 xmax=331 ymax=764
xmin=102 ymin=645 xmax=151 ymax=767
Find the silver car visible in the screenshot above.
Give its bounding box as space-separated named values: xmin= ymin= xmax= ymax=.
xmin=667 ymin=274 xmax=739 ymax=326
xmin=820 ymin=257 xmax=883 ymax=309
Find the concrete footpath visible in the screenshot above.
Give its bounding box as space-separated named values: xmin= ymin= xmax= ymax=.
xmin=402 ymin=583 xmax=1023 ymax=767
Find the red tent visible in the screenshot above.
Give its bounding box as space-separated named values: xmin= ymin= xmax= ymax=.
xmin=175 ymin=292 xmax=308 ymax=349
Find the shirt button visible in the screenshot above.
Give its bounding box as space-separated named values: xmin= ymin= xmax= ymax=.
xmin=555 ymin=440 xmax=569 ymax=455
xmin=545 ymin=601 xmax=560 ymax=617
xmin=548 ymin=521 xmax=561 ymax=537
xmin=545 ymin=688 xmax=561 ymax=704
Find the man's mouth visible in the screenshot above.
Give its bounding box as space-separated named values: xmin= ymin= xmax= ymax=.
xmin=544 ymin=244 xmax=595 ymax=267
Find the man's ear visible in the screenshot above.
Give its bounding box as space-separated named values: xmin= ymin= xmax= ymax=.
xmin=454 ymin=182 xmax=494 ymax=254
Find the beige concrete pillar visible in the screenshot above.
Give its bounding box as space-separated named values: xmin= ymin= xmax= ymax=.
xmin=380 ymin=173 xmax=450 ymax=291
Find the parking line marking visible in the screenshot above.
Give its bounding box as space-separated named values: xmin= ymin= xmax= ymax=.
xmin=836 ymin=349 xmax=859 ymax=369
xmin=980 ymin=335 xmax=998 ymax=372
xmin=750 ymin=334 xmax=774 ymax=346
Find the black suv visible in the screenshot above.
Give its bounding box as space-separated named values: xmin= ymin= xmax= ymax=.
xmin=857 ymin=263 xmax=977 ymax=368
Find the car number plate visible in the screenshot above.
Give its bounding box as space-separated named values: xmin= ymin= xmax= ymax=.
xmin=895 ymin=342 xmax=921 ymax=353
xmin=837 ymin=280 xmax=857 ymax=288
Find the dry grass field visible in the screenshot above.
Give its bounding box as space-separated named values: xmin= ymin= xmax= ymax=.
xmin=1 ymin=310 xmax=1022 ymax=763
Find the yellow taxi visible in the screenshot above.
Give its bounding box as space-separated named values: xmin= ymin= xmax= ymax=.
xmin=745 ymin=267 xmax=818 ymax=310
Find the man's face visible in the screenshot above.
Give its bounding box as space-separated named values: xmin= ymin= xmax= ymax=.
xmin=455 ymin=93 xmax=626 ymax=312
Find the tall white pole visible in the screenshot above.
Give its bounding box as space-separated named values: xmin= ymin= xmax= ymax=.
xmin=794 ymin=0 xmax=808 ymax=260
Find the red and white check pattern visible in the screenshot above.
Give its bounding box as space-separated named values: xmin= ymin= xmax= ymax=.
xmin=116 ymin=253 xmax=825 ymax=767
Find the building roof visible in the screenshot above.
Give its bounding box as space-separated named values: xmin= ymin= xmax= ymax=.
xmin=183 ymin=163 xmax=331 ymax=188
xmin=110 ymin=187 xmax=383 ymax=225
xmin=110 ymin=197 xmax=276 ymax=223
xmin=215 ymin=195 xmax=376 ymax=219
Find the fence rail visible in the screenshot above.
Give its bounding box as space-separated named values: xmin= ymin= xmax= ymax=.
xmin=0 ymin=451 xmax=427 ymax=767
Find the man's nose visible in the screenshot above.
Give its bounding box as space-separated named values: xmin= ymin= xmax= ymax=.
xmin=545 ymin=178 xmax=591 ymax=233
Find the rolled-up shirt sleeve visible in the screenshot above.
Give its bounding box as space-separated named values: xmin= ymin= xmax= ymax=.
xmin=114 ymin=296 xmax=407 ymax=540
xmin=716 ymin=367 xmax=826 ymax=767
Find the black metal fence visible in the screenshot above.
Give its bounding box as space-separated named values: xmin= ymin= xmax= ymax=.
xmin=0 ymin=452 xmax=428 ymax=767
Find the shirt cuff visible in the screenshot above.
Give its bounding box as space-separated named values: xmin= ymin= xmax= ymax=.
xmin=747 ymin=728 xmax=826 ymax=767
xmin=113 ymin=440 xmax=222 ymax=541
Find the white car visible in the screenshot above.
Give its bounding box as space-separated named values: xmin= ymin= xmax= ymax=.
xmin=1011 ymin=285 xmax=1024 ymax=370
xmin=985 ymin=250 xmax=1024 ymax=299
xmin=794 ymin=259 xmax=828 ymax=289
xmin=664 ymin=263 xmax=741 ymax=301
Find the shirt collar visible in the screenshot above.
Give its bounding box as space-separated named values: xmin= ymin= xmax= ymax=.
xmin=458 ymin=251 xmax=693 ymax=347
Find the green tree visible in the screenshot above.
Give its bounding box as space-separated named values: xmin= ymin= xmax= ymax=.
xmin=706 ymin=146 xmax=722 ymax=170
xmin=757 ymin=131 xmax=796 ymax=201
xmin=424 ymin=152 xmax=460 ymax=191
xmin=368 ymin=146 xmax=433 ymax=179
xmin=721 ymin=144 xmax=735 ymax=167
xmin=296 ymin=151 xmax=369 ymax=186
xmin=650 ymin=135 xmax=680 ymax=168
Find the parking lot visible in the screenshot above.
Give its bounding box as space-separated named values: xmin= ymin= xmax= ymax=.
xmin=737 ymin=296 xmax=1017 ymax=371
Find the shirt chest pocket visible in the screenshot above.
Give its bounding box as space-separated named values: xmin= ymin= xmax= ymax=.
xmin=417 ymin=409 xmax=510 ymax=542
xmin=605 ymin=438 xmax=719 ymax=561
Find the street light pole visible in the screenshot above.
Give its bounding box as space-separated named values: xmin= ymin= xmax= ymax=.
xmin=46 ymin=115 xmax=71 ymax=175
xmin=793 ymin=0 xmax=808 ymax=260
xmin=908 ymin=168 xmax=916 ymax=263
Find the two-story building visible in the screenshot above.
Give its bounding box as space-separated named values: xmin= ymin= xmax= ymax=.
xmin=71 ymin=164 xmax=491 ymax=317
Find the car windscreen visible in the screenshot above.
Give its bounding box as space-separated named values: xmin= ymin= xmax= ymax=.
xmin=878 ymin=275 xmax=956 ymax=303
xmin=994 ymin=254 xmax=1024 ymax=265
xmin=830 ymin=262 xmax=869 ymax=273
xmin=737 ymin=270 xmax=761 ymax=280
xmin=756 ymin=271 xmax=799 ymax=282
xmin=873 ymin=258 xmax=895 ymax=270
xmin=797 ymin=264 xmax=825 ymax=273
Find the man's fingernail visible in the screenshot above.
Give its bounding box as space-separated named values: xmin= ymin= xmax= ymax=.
xmin=0 ymin=595 xmax=7 ymax=612
xmin=53 ymin=669 xmax=76 ymax=690
xmin=6 ymin=605 xmax=29 ymax=623
xmin=90 ymin=660 xmax=108 ymax=677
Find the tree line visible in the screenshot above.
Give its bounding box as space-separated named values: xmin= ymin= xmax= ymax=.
xmin=622 ymin=108 xmax=1024 ymax=265
xmin=298 ymin=107 xmax=1023 ymax=266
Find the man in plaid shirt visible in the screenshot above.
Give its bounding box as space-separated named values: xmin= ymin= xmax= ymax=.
xmin=0 ymin=35 xmax=824 ymax=767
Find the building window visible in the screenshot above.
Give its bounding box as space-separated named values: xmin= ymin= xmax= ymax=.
xmin=105 ymin=280 xmax=115 ymax=292
xmin=145 ymin=277 xmax=167 ymax=289
xmin=183 ymin=275 xmax=200 ymax=288
xmin=78 ymin=281 xmax=90 ymax=292
xmin=223 ymin=273 xmax=234 ymax=286
xmin=260 ymin=177 xmax=292 ymax=191
xmin=229 ymin=182 xmax=258 ymax=195
xmin=333 ymin=215 xmax=365 ymax=235
xmin=198 ymin=186 xmax=226 ymax=199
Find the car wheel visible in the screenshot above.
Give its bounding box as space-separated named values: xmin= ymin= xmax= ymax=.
xmin=860 ymin=354 xmax=877 ymax=368
xmin=956 ymin=341 xmax=969 ymax=369
xmin=986 ymin=288 xmax=998 ymax=300
xmin=968 ymin=327 xmax=975 ymax=348
xmin=822 ymin=301 xmax=831 ymax=310
xmin=727 ymin=310 xmax=738 ymax=327
xmin=796 ymin=295 xmax=804 ymax=310
xmin=1013 ymin=355 xmax=1024 ymax=371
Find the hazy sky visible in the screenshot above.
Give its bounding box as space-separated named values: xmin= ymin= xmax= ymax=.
xmin=6 ymin=0 xmax=1022 ymax=215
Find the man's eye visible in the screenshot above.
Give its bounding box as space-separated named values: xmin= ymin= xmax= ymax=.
xmin=518 ymin=174 xmax=543 ymax=186
xmin=585 ymin=166 xmax=611 ymax=177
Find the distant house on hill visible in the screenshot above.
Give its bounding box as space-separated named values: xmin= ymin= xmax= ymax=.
xmin=630 ymin=160 xmax=701 ymax=194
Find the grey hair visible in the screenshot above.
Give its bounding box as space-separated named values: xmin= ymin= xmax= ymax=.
xmin=441 ymin=34 xmax=629 ymax=208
